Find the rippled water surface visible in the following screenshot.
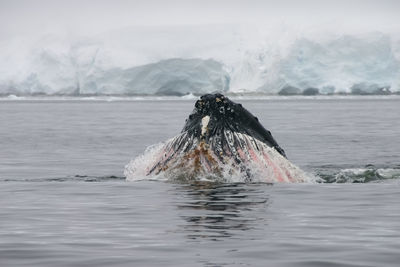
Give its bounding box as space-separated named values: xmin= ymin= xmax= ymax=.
xmin=0 ymin=97 xmax=399 ymax=266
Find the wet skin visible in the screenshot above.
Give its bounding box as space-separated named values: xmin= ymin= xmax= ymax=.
xmin=182 ymin=93 xmax=286 ymax=157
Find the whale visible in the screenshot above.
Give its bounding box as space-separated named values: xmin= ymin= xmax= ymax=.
xmin=125 ymin=94 xmax=310 ymax=182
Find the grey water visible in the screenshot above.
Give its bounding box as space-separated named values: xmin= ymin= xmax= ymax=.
xmin=0 ymin=97 xmax=399 ymax=266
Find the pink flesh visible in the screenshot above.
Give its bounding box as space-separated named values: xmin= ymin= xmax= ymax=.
xmin=261 ymin=150 xmax=286 ymax=182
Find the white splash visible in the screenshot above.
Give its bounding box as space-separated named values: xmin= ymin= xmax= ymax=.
xmin=125 ymin=131 xmax=317 ymax=183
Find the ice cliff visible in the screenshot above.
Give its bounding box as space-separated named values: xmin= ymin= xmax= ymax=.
xmin=269 ymin=34 xmax=400 ymax=94
xmin=0 ymin=26 xmax=399 ymax=95
xmin=81 ymin=58 xmax=229 ymax=95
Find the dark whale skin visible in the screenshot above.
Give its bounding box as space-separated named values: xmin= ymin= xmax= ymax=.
xmin=183 ymin=93 xmax=286 ymax=158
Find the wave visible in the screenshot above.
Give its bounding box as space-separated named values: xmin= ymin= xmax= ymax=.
xmin=0 ymin=166 xmax=399 ymax=184
xmin=0 ymin=175 xmax=125 ymax=183
xmin=314 ymin=165 xmax=400 ymax=183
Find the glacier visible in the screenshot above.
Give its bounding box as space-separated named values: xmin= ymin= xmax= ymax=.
xmin=80 ymin=58 xmax=230 ymax=95
xmin=268 ymin=34 xmax=400 ymax=94
xmin=0 ymin=25 xmax=399 ymax=96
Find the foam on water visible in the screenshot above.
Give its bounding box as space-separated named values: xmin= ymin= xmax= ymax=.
xmin=316 ymin=166 xmax=400 ymax=183
xmin=1 ymin=167 xmax=399 ymax=184
xmin=124 ymin=131 xmax=317 ymax=183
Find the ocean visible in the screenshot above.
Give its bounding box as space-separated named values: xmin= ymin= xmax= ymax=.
xmin=0 ymin=96 xmax=399 ymax=266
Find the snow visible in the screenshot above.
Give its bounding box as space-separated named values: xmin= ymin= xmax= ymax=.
xmin=271 ymin=33 xmax=400 ymax=93
xmin=81 ymin=58 xmax=229 ymax=95
xmin=0 ymin=25 xmax=399 ymax=95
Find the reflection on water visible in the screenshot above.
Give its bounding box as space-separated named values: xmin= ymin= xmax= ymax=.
xmin=175 ymin=182 xmax=272 ymax=241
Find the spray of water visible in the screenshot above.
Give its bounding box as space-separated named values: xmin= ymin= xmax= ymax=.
xmin=124 ymin=131 xmax=318 ymax=183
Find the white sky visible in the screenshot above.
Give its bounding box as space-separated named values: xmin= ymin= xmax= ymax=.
xmin=0 ymin=0 xmax=399 ymax=39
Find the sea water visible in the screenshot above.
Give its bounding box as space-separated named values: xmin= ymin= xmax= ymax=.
xmin=0 ymin=97 xmax=399 ymax=266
